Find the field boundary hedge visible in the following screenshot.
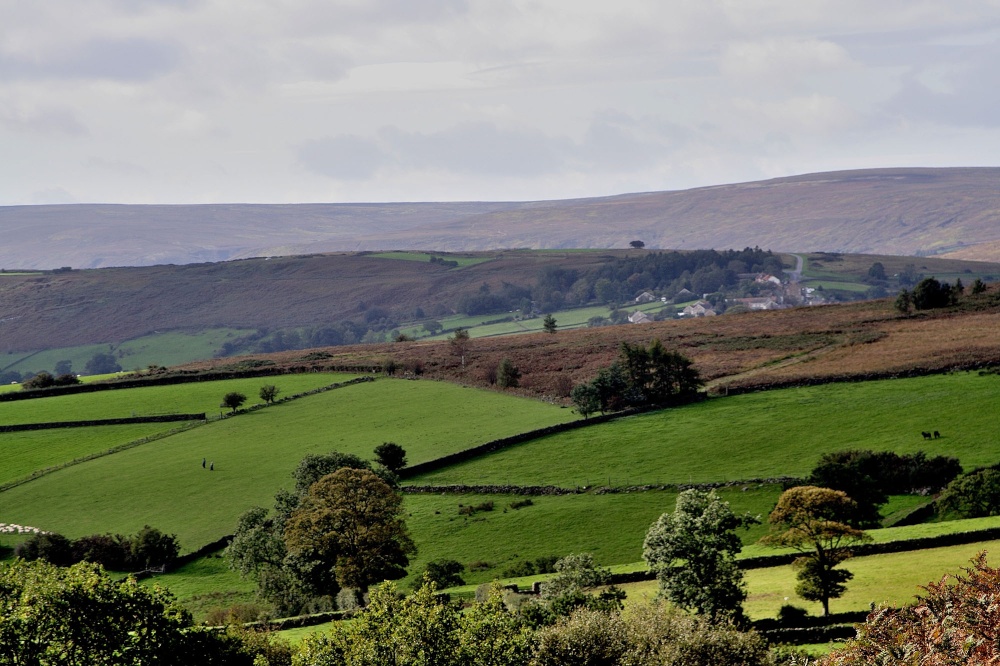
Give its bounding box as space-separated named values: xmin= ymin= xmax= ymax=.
xmin=0 ymin=414 xmax=206 ymax=432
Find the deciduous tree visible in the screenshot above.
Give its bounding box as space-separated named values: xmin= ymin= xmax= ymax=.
xmin=763 ymin=486 xmax=872 ymax=616
xmin=643 ymin=488 xmax=758 ymax=623
xmin=283 ymin=468 xmax=415 ymax=593
xmin=259 ymin=384 xmax=280 ymax=404
xmin=221 ymin=391 xmax=247 ymax=413
xmin=374 ymin=442 xmax=408 ymax=473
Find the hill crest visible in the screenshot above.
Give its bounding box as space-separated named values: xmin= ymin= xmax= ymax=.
xmin=2 ymin=167 xmax=999 ymax=269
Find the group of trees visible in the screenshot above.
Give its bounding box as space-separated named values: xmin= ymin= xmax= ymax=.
xmin=225 ymin=450 xmax=413 ymax=616
xmin=14 ymin=525 xmax=180 ymax=572
xmin=894 ymin=276 xmax=983 ymax=313
xmin=807 ymin=449 xmax=962 ymax=527
xmin=0 ymin=559 xmax=292 ymax=665
xmin=571 ymin=340 xmax=702 ymax=417
xmin=453 ymin=248 xmax=782 ymax=317
xmin=645 ymin=485 xmax=871 ymax=621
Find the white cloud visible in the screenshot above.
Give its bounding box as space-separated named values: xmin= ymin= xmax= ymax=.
xmin=1 ymin=0 xmax=999 ymax=205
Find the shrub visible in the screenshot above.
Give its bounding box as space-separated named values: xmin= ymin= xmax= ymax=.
xmin=777 ymin=604 xmax=809 ymax=626
xmin=14 ymin=532 xmax=75 ymax=566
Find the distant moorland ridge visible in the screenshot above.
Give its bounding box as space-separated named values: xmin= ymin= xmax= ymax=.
xmin=2 ymin=167 xmax=999 ymax=270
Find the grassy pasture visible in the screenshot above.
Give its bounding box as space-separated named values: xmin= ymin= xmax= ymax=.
xmin=2 ymin=329 xmax=255 ymax=377
xmin=368 ymin=252 xmax=494 ymax=268
xmin=143 ymin=553 xmax=257 ymax=622
xmin=0 ymin=424 xmax=179 ymax=487
xmin=410 ymin=372 xmax=1000 ymax=487
xmin=402 ymin=487 xmax=780 ymax=587
xmin=0 ymin=379 xmax=574 ymax=551
xmin=0 ymin=373 xmax=355 ymax=425
xmin=619 ymin=540 xmax=1000 ymax=620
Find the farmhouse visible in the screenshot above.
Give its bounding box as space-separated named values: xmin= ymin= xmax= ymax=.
xmin=681 ymin=300 xmax=717 ymax=317
xmin=628 ymin=310 xmax=653 ymax=324
xmin=634 ymin=291 xmax=656 ymax=303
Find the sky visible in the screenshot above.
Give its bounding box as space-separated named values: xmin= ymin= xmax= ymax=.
xmin=2 ymin=0 xmax=999 ymax=206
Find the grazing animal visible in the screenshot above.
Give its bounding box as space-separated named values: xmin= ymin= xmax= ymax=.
xmin=933 ymin=431 xmax=941 ymax=439
xmin=922 ymin=431 xmax=932 ymax=440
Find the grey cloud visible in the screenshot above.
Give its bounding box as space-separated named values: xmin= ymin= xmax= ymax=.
xmin=884 ymin=41 xmax=1000 ymax=127
xmin=0 ymin=38 xmax=179 ymax=82
xmin=0 ymin=106 xmax=88 ymax=136
xmin=299 ymin=116 xmax=671 ymax=181
xmin=380 ymin=123 xmax=573 ymax=177
xmin=297 ymin=135 xmax=388 ymax=179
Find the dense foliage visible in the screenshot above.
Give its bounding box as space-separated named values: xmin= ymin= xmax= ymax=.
xmin=939 ymin=467 xmax=1000 ymax=518
xmin=822 ymin=553 xmax=1000 ymax=665
xmin=807 ymin=449 xmax=962 ymax=527
xmin=15 ymin=525 xmax=180 ymax=572
xmin=763 ymin=486 xmax=871 ymax=616
xmin=0 ymin=559 xmax=290 ymax=666
xmin=643 ymin=489 xmax=758 ymax=623
xmin=572 ymin=340 xmax=702 ymax=415
xmin=227 ymin=453 xmax=408 ymax=615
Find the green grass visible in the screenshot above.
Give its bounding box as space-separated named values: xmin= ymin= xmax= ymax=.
xmin=368 ymin=252 xmax=494 ymax=268
xmin=2 ymin=329 xmax=256 ymax=376
xmin=402 ymin=487 xmax=781 ymax=587
xmin=410 ymin=372 xmax=1000 ymax=487
xmin=0 ymin=424 xmax=182 ymax=487
xmin=618 ymin=539 xmax=1000 ymax=620
xmin=0 ymin=373 xmax=356 ymax=425
xmin=142 ymin=553 xmax=257 ymax=623
xmin=0 ymin=379 xmax=574 ymax=552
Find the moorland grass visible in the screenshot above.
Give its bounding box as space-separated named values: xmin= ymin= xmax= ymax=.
xmin=0 ymin=373 xmax=356 ymax=425
xmin=410 ymin=372 xmax=1000 ymax=487
xmin=0 ymin=379 xmax=574 ymax=551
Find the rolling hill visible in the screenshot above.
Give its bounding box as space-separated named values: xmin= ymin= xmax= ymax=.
xmin=2 ymin=167 xmax=999 ymax=270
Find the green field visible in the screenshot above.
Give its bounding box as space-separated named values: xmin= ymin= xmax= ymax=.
xmin=1 ymin=329 xmax=256 ymax=377
xmin=402 ymin=486 xmax=780 ymax=587
xmin=0 ymin=379 xmax=575 ymax=551
xmin=368 ymin=252 xmax=494 ymax=268
xmin=410 ymin=372 xmax=1000 ymax=487
xmin=0 ymin=373 xmax=356 ymax=424
xmin=619 ymin=540 xmax=1000 ymax=620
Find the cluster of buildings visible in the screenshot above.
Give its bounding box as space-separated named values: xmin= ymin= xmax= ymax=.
xmin=626 ymin=273 xmax=826 ymax=324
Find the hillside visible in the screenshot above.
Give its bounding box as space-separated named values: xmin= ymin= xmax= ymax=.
xmin=2 ymin=167 xmax=1000 ymax=270
xmin=177 ymin=283 xmax=1000 ymax=400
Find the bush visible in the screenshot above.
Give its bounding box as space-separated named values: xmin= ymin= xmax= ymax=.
xmin=71 ymin=533 xmax=132 ymax=571
xmin=14 ymin=532 xmax=75 ymax=566
xmin=777 ymin=604 xmax=809 ymax=626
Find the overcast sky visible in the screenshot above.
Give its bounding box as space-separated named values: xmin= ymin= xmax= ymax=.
xmin=2 ymin=0 xmax=999 ymax=205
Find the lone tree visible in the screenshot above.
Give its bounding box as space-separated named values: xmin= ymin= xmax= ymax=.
xmin=543 ymin=313 xmax=558 ymax=334
xmin=763 ymin=486 xmax=872 ymax=616
xmin=259 ymin=384 xmax=280 ymax=404
xmin=643 ymin=488 xmax=759 ymax=623
xmin=570 ymin=383 xmax=601 ymax=419
xmin=221 ymin=391 xmax=247 ymax=414
xmin=496 ymin=358 xmax=521 ymax=389
xmin=374 ymin=442 xmax=408 ymax=473
xmin=283 ymin=467 xmax=415 ymax=592
xmin=84 ymin=352 xmax=122 ymax=375
xmin=629 ymin=240 xmax=645 ymax=249
xmin=450 ymin=328 xmax=471 ymax=368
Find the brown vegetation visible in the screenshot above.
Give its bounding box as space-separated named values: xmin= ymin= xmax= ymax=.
xmin=176 ymin=285 xmax=1000 ymax=400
